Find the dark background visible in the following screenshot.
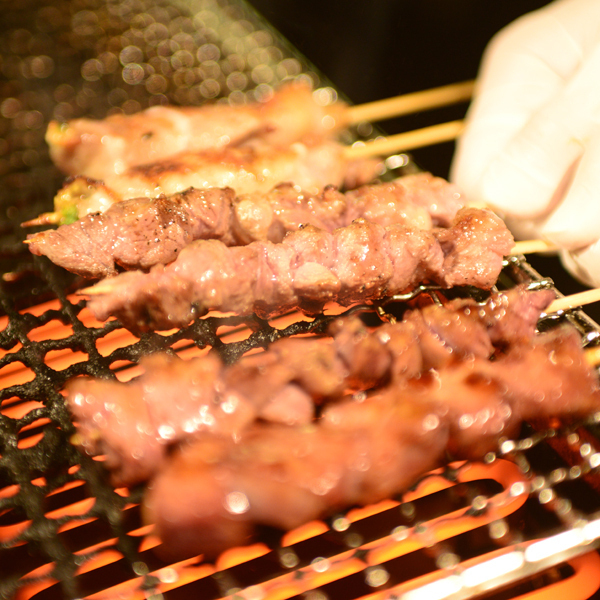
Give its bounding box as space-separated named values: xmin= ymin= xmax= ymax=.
xmin=247 ymin=0 xmax=553 ymax=179
xmin=247 ymin=0 xmax=600 ymax=321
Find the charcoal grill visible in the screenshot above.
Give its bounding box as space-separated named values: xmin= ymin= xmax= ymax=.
xmin=2 ymin=1 xmax=600 ymax=599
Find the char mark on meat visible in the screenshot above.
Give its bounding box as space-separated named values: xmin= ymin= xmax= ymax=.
xmin=28 ymin=187 xmax=237 ymax=278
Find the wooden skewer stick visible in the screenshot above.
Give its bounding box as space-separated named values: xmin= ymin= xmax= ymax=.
xmin=344 ymin=120 xmax=465 ymax=160
xmin=510 ymin=240 xmax=557 ymax=255
xmin=347 ymin=80 xmax=475 ymax=125
xmin=81 ymin=285 xmax=108 ymax=296
xmin=546 ymin=289 xmax=600 ymax=314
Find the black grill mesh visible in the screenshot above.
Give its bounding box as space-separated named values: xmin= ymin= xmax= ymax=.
xmin=3 ymin=257 xmax=600 ymax=600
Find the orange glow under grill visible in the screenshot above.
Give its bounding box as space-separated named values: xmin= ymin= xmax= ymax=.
xmin=3 ymin=299 xmax=600 ymax=600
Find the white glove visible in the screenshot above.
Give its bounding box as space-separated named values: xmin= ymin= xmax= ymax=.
xmin=450 ymin=0 xmax=600 ymax=287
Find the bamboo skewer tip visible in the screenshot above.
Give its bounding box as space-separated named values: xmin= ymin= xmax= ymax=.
xmin=80 ymin=285 xmax=111 ymax=296
xmin=344 ymin=120 xmax=465 ymax=160
xmin=21 ymin=213 xmax=61 ymax=228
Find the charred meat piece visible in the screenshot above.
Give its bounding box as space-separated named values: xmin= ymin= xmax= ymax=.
xmin=46 ymin=82 xmax=348 ymax=181
xmin=26 ymin=174 xmax=464 ymax=279
xmin=85 ymin=207 xmax=514 ymax=333
xmin=67 ymin=286 xmax=552 ymax=487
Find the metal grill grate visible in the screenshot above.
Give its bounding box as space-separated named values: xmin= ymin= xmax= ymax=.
xmin=3 ymin=258 xmax=600 ymax=600
xmin=3 ymin=2 xmax=600 ymax=600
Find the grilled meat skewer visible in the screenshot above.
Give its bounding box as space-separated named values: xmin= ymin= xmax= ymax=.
xmin=26 ymin=173 xmax=464 ymax=279
xmin=30 ymin=138 xmax=383 ymax=226
xmin=144 ymin=326 xmax=600 ymax=561
xmin=144 ymin=404 xmax=448 ymax=561
xmin=36 ymin=82 xmax=379 ymax=227
xmin=47 ymin=82 xmax=348 ymax=183
xmin=83 ymin=207 xmax=514 ymax=333
xmin=67 ymin=285 xmax=552 ymax=487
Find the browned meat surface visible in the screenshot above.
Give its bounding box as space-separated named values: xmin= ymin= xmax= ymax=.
xmin=47 ymin=82 xmax=348 ymax=181
xmin=27 ymin=173 xmax=465 ymax=279
xmin=142 ymin=325 xmax=600 ymax=561
xmin=231 ymin=171 xmax=463 ymax=240
xmin=480 ymin=325 xmax=600 ymax=421
xmin=85 ymin=208 xmax=513 ymax=333
xmin=67 ymin=286 xmax=552 ymax=487
xmin=28 ymin=188 xmax=237 ymax=278
xmin=436 ymin=207 xmax=514 ymax=288
xmin=115 ymin=139 xmax=377 ymax=199
xmin=144 ymin=401 xmax=448 ymax=560
xmin=344 ymin=174 xmax=464 ymax=228
xmin=83 ymin=139 xmax=380 ymax=203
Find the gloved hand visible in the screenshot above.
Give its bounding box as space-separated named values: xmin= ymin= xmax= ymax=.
xmin=450 ymin=0 xmax=600 ymax=287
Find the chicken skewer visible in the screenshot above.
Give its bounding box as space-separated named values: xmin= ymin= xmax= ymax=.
xmin=47 ymin=80 xmax=474 ymax=183
xmin=30 ymin=123 xmax=465 ymax=228
xmin=81 ymin=206 xmax=514 ymax=332
xmin=28 ymin=123 xmax=463 ymax=228
xmin=25 ymin=173 xmax=464 ymax=278
xmin=67 ymin=284 xmax=554 ymax=487
xmin=27 ymin=138 xmax=385 ymax=226
xmin=30 ymin=81 xmax=474 ymax=227
xmin=46 ymin=82 xmax=348 ymax=182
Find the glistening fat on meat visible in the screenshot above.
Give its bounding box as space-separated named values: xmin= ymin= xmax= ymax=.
xmin=27 ymin=173 xmax=464 ymax=278
xmin=83 ymin=207 xmax=514 ymax=333
xmin=66 ymin=286 xmax=553 ymax=487
xmin=142 ymin=324 xmax=600 ymax=561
